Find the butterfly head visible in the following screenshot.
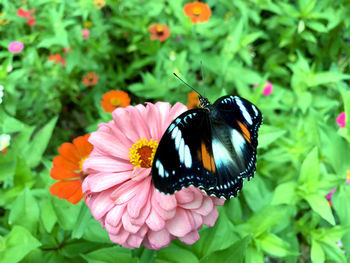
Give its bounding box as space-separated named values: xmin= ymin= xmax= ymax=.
xmin=199 ymin=96 xmax=210 ymax=109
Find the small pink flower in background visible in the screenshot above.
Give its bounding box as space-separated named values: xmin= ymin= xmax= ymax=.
xmin=336 ymin=112 xmax=346 ymax=128
xmin=8 ymin=41 xmax=24 ymax=53
xmin=346 ymin=170 xmax=350 ymax=184
xmin=82 ymin=28 xmax=90 ymax=40
xmin=326 ymin=187 xmax=336 ymax=207
xmin=254 ymin=80 xmax=273 ymax=96
xmin=82 ymin=102 xmax=225 ymax=249
xmin=27 ymin=17 xmax=35 ymax=27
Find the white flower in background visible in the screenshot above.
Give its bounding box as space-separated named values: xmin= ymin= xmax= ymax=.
xmin=0 ymin=134 xmax=11 ymax=151
xmin=0 ymin=85 xmax=3 ymax=104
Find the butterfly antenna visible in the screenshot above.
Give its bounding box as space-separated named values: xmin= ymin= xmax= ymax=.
xmin=200 ymin=60 xmax=206 ymax=97
xmin=173 ymin=73 xmax=203 ymax=97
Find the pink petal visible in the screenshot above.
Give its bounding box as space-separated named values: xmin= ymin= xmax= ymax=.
xmin=202 ymin=207 xmax=219 ymax=227
xmin=166 ymin=102 xmax=187 ymax=127
xmin=151 ymin=192 xmax=176 ymax=220
xmin=109 ymin=229 xmax=129 ymax=245
xmin=179 ymin=189 xmax=202 ymax=209
xmin=175 ymin=188 xmax=194 ymax=204
xmin=147 ymin=229 xmax=171 ymax=250
xmin=191 ymin=211 xmax=203 ymax=228
xmin=98 ymin=121 xmax=134 ymax=147
xmin=112 ymin=107 xmax=142 ymax=142
xmin=105 ymin=222 xmax=122 ymax=235
xmin=129 ymin=200 xmax=151 ymax=226
xmin=84 ymin=172 xmax=131 ymax=192
xmin=90 ymin=189 xmax=115 ymax=220
xmin=145 ymin=103 xmax=162 ymax=140
xmin=122 ymin=212 xmax=142 ymax=233
xmin=179 ymin=230 xmax=200 ymax=245
xmin=83 ymin=155 xmax=133 ymax=174
xmin=127 ymin=234 xmax=144 ymax=249
xmin=193 ymin=196 xmax=213 ymax=216
xmin=111 ymin=177 xmax=146 ymax=205
xmin=146 ymin=207 xmax=166 ymax=231
xmin=212 ymin=197 xmax=225 ymax=206
xmin=131 ymin=167 xmax=151 ymax=181
xmin=154 ymin=190 xmax=177 ymax=211
xmin=89 ymin=129 xmax=131 ymax=159
xmin=105 ymin=205 xmax=125 ymax=226
xmin=127 ymin=177 xmax=151 ymax=218
xmin=166 ymin=208 xmax=193 ymax=237
xmin=154 ymin=102 xmax=171 ymax=132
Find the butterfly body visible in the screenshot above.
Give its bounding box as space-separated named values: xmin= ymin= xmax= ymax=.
xmin=152 ymin=95 xmax=262 ymax=199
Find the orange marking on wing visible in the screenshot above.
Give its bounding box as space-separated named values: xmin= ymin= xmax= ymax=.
xmin=237 ymin=121 xmax=251 ymax=143
xmin=197 ymin=141 xmax=216 ymax=173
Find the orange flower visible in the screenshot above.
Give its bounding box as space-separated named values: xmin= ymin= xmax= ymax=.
xmin=148 ymin=24 xmax=170 ymax=42
xmin=184 ymin=1 xmax=211 ymax=24
xmin=187 ymin=91 xmax=199 ymax=109
xmin=100 ymin=90 xmax=131 ymax=113
xmin=50 ymin=134 xmax=93 ymax=204
xmin=82 ymin=72 xmax=99 ymax=86
xmin=93 ymin=0 xmax=106 ymax=9
xmin=48 ymin=54 xmax=66 ymax=67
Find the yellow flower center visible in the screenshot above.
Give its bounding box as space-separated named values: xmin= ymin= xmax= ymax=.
xmin=110 ymin=97 xmax=120 ymax=107
xmin=193 ymin=7 xmax=202 ymax=15
xmin=128 ymin=138 xmax=158 ymax=168
xmin=78 ymin=156 xmax=89 ymax=172
xmin=156 ymin=25 xmax=163 ymax=33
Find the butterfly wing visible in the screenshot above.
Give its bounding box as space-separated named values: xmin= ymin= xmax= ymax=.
xmin=151 ymin=107 xmax=245 ymax=199
xmin=213 ymin=95 xmax=262 ymax=180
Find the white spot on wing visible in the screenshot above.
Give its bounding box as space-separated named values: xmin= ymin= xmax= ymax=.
xmin=231 ymin=129 xmax=245 ymax=158
xmin=235 ymin=97 xmax=252 ymax=125
xmin=212 ymin=138 xmax=233 ymax=169
xmin=252 ymin=104 xmax=259 ymax=116
xmin=184 ymin=145 xmax=192 ymax=168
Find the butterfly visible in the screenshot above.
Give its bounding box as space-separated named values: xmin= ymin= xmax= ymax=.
xmin=151 ymin=94 xmax=262 ymax=199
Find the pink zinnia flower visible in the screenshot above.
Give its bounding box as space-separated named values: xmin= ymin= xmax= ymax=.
xmin=82 ymin=102 xmax=225 ymax=249
xmin=8 ymin=41 xmax=24 ymax=53
xmin=254 ymin=80 xmax=273 ymax=96
xmin=336 ymin=112 xmax=346 ymax=128
xmin=346 ymin=170 xmax=350 ymax=184
xmin=82 ymin=28 xmax=90 ymax=40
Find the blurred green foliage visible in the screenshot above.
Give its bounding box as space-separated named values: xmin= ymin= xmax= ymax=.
xmin=1 ymin=0 xmax=350 ymax=262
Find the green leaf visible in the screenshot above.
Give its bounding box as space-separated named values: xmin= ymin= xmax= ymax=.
xmin=40 ymin=198 xmax=57 ymax=233
xmin=72 ymin=204 xmax=92 ymax=239
xmin=308 ymin=72 xmax=350 ymax=87
xmin=271 ymin=181 xmax=297 ymax=205
xmin=245 ymin=245 xmax=264 ymax=263
xmin=321 ymin=243 xmax=346 ymax=263
xmin=260 ymin=233 xmax=291 ymax=257
xmin=8 ymin=188 xmax=40 ymax=233
xmin=304 ymin=194 xmax=335 ymax=225
xmin=22 ymin=116 xmax=58 ymax=168
xmin=157 ymin=245 xmax=198 ymax=263
xmin=243 ymin=175 xmax=272 ymax=212
xmin=298 ymin=147 xmax=319 ymax=186
xmin=310 ymin=240 xmax=325 ymax=263
xmin=81 ymin=247 xmax=136 ymax=263
xmin=258 ymin=125 xmax=287 ymax=148
xmin=0 ymin=225 xmax=41 ymax=263
xmin=199 ymin=235 xmax=250 ymax=263
xmin=52 ymin=198 xmax=82 ymax=231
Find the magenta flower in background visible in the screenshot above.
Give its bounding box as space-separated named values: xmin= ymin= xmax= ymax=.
xmin=82 ymin=28 xmax=90 ymax=40
xmin=82 ymin=102 xmax=225 ymax=249
xmin=336 ymin=112 xmax=346 ymax=128
xmin=8 ymin=41 xmax=24 ymax=53
xmin=254 ymin=80 xmax=273 ymax=96
xmin=326 ymin=187 xmax=336 ymax=207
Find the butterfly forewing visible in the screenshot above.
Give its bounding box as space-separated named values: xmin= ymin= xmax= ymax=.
xmin=152 ymin=95 xmax=262 ymax=199
xmin=152 ymin=109 xmax=218 ymax=194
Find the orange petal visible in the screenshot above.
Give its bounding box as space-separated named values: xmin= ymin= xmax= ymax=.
xmin=49 ymin=180 xmax=82 ymax=201
xmin=66 ymin=188 xmax=84 ymax=204
xmin=50 ymin=165 xmax=80 ymax=180
xmin=58 ymin=142 xmax=81 ymax=164
xmin=53 ymin=155 xmax=79 ymax=171
xmin=73 ymin=134 xmax=93 ymax=157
